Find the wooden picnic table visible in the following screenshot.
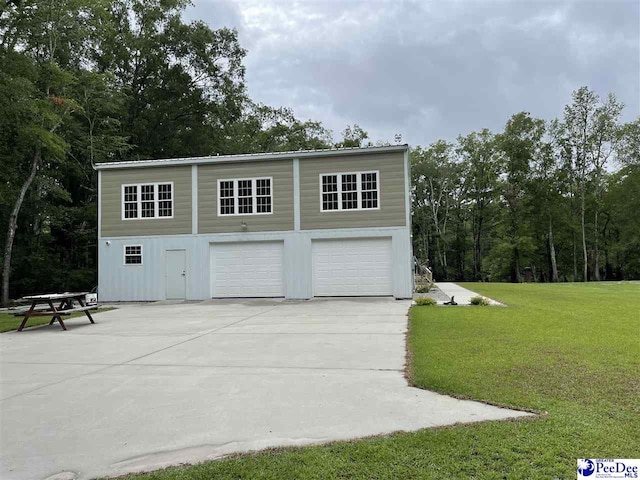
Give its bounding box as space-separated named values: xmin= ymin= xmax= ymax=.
xmin=16 ymin=292 xmax=97 ymax=331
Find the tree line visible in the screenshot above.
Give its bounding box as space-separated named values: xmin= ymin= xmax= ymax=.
xmin=1 ymin=1 xmax=638 ymax=304
xmin=411 ymin=89 xmax=640 ymax=282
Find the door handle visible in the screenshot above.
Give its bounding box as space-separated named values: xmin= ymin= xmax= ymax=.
xmin=181 ymin=271 xmax=186 ymax=276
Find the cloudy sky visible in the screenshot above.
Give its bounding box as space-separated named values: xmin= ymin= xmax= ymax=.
xmin=186 ymin=0 xmax=640 ymax=146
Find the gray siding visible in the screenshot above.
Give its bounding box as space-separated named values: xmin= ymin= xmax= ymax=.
xmin=299 ymin=151 xmax=406 ymax=230
xmin=97 ymin=227 xmax=413 ymax=301
xmin=101 ymin=166 xmax=192 ymax=237
xmin=198 ymin=160 xmax=294 ymax=233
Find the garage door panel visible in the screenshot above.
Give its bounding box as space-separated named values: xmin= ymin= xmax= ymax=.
xmin=312 ymin=238 xmax=393 ymax=296
xmin=212 ymin=242 xmax=284 ymax=297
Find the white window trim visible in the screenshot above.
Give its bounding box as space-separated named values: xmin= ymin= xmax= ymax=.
xmin=121 ymin=182 xmax=174 ymax=221
xmin=319 ymin=170 xmax=381 ymax=212
xmin=217 ymin=177 xmax=274 ymax=217
xmin=123 ymin=244 xmax=143 ymax=266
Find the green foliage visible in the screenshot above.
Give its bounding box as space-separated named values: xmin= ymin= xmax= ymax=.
xmin=469 ymin=295 xmax=490 ymax=306
xmin=616 ymin=119 xmax=640 ymax=166
xmin=413 ymin=284 xmax=431 ymax=293
xmin=334 ymin=124 xmax=370 ymax=148
xmin=414 ymin=296 xmax=437 ymax=306
xmin=411 ymin=141 xmax=461 ymax=280
xmin=411 ymin=90 xmax=640 ymax=283
xmin=605 ymin=165 xmax=640 ymax=278
xmin=483 ymin=231 xmax=537 ymax=281
xmin=226 ymin=104 xmax=333 ymax=154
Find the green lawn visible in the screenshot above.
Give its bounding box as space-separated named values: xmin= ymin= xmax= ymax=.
xmin=0 ymin=307 xmax=114 ymax=332
xmin=110 ymin=283 xmax=639 ymax=479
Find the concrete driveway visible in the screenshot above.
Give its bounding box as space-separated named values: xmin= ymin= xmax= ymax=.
xmin=0 ymin=299 xmax=528 ymax=480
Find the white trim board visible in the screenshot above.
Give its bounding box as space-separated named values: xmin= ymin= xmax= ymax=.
xmin=191 ymin=165 xmax=198 ymax=234
xmin=403 ymin=148 xmax=413 ymax=290
xmin=293 ymin=158 xmax=300 ymax=231
xmin=98 ymin=225 xmax=410 ymax=242
xmin=97 ymin=170 xmax=102 ymax=238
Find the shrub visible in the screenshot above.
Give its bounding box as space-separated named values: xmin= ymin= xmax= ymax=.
xmin=414 ymin=284 xmax=431 ymax=293
xmin=469 ymin=295 xmax=490 ymax=306
xmin=414 ymin=297 xmax=437 ymax=306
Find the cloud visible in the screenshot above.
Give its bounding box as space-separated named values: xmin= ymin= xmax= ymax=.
xmin=189 ymin=0 xmax=640 ymax=145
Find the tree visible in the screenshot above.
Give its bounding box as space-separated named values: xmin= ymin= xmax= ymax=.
xmin=457 ymin=129 xmax=500 ymax=280
xmin=529 ymin=138 xmax=562 ymax=282
xmin=493 ymin=112 xmax=544 ymax=282
xmin=411 ymin=141 xmax=459 ymax=279
xmin=225 ymin=104 xmax=333 ymax=153
xmin=605 ymin=118 xmax=640 ymax=279
xmin=409 ymin=89 xmax=634 ymax=283
xmin=588 ymin=93 xmax=623 ymax=280
xmin=0 ymin=0 xmax=93 ymax=305
xmin=94 ymin=0 xmax=248 ymax=159
xmin=561 ymin=87 xmax=598 ymax=281
xmin=559 ymin=87 xmax=623 ymax=281
xmin=616 ymin=118 xmax=640 ymax=166
xmin=335 ymin=124 xmax=370 ymax=148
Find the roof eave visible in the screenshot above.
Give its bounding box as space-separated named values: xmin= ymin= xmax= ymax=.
xmin=92 ymin=144 xmax=409 ymax=170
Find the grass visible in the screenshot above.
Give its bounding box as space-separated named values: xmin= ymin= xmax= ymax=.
xmin=108 ymin=282 xmax=639 ymax=479
xmin=0 ymin=307 xmax=114 ymax=332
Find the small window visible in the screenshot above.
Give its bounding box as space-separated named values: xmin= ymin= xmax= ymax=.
xmin=256 ymin=178 xmax=272 ymax=213
xmin=218 ymin=177 xmax=273 ymax=216
xmin=219 ymin=180 xmax=235 ymax=215
xmin=158 ymin=183 xmax=173 ymax=217
xmin=123 ymin=185 xmax=138 ymax=219
xmin=321 ymin=175 xmax=338 ymax=211
xmin=124 ymin=245 xmax=143 ymax=265
xmin=320 ymin=171 xmax=380 ymax=211
xmin=121 ymin=183 xmax=173 ymax=220
xmin=361 ymin=172 xmax=378 ymax=209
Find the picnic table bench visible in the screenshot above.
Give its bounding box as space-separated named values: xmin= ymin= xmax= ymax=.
xmin=16 ymin=292 xmax=98 ymax=331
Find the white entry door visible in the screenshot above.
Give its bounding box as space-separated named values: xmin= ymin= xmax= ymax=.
xmin=312 ymin=238 xmax=393 ymax=296
xmin=165 ymin=249 xmax=186 ymax=300
xmin=211 ymin=241 xmax=284 ymax=297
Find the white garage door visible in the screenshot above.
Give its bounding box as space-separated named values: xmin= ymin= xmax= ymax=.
xmin=313 ymin=238 xmax=393 ymax=296
xmin=211 ymin=241 xmax=284 ymax=297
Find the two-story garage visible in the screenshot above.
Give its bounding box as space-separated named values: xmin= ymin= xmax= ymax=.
xmin=95 ymin=145 xmax=413 ymax=301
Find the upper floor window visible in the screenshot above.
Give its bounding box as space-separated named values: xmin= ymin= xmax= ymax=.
xmin=218 ymin=177 xmax=273 ymax=216
xmin=122 ymin=182 xmax=173 ymax=220
xmin=320 ymin=171 xmax=379 ymax=212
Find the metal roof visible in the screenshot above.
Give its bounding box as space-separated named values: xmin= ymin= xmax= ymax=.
xmin=93 ymin=144 xmax=409 ymax=170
